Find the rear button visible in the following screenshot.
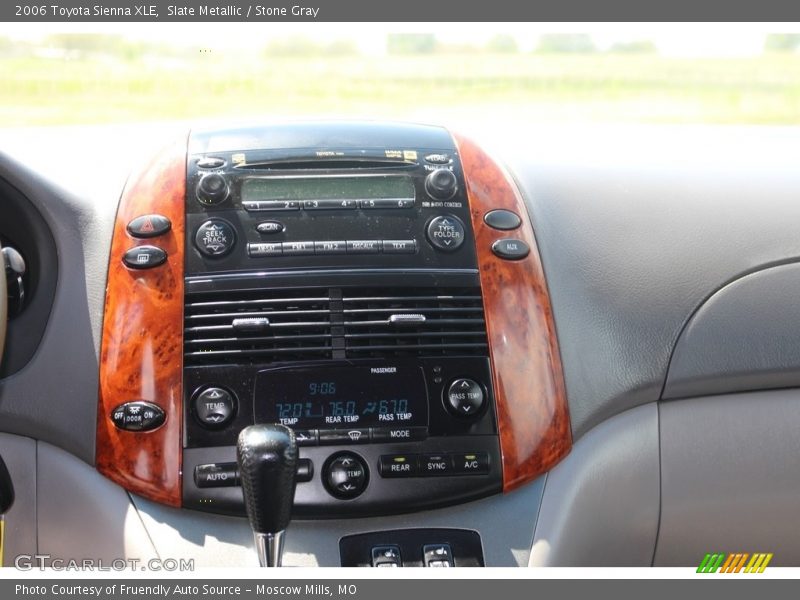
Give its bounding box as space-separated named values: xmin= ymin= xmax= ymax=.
xmin=379 ymin=454 xmax=419 ymax=478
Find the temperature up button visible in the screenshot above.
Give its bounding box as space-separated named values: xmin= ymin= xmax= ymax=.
xmin=445 ymin=378 xmax=485 ymax=417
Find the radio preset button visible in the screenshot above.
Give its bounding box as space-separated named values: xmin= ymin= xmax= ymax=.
xmin=315 ymin=240 xmax=347 ymax=255
xmin=426 ymin=215 xmax=465 ymax=252
xmin=256 ymin=221 xmax=285 ymax=234
xmin=248 ymin=242 xmax=282 ymax=257
xmin=195 ymin=219 xmax=235 ymax=257
xmin=346 ymin=240 xmax=381 ymax=254
xmin=420 ymin=454 xmax=454 ymax=476
xmin=245 ymin=200 xmax=300 ymax=211
xmin=359 ymin=198 xmax=415 ymax=209
xmin=122 ymin=245 xmax=167 ymax=269
xmin=445 ymin=378 xmax=485 ymax=417
xmin=379 ymin=454 xmax=419 ymax=478
xmin=304 ymin=199 xmax=358 ymax=210
xmin=382 ymin=240 xmax=417 ymax=254
xmin=319 ymin=428 xmax=370 ymax=445
xmin=452 ymin=452 xmax=490 ymax=475
xmin=324 ymin=452 xmax=369 ymax=499
xmin=282 ymin=241 xmax=315 ymax=256
xmin=193 ymin=386 xmax=236 ymax=428
xmin=370 ymin=427 xmax=428 ymax=443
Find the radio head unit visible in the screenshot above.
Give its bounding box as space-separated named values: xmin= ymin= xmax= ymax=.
xmin=184 ymin=122 xmax=478 ymax=275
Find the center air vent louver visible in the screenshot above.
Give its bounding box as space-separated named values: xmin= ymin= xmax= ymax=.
xmin=184 ymin=286 xmax=488 ymax=366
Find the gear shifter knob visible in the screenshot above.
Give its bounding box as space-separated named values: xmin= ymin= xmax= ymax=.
xmin=236 ymin=424 xmax=298 ymax=566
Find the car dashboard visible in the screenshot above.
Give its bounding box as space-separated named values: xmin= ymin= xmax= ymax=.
xmin=0 ymin=121 xmax=799 ymax=567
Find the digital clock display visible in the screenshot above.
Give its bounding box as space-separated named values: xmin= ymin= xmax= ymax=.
xmin=254 ymin=366 xmax=428 ymax=429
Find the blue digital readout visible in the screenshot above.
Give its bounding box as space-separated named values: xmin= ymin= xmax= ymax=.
xmin=257 ymin=366 xmax=426 ymax=429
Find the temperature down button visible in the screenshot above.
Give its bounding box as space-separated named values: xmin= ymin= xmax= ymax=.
xmin=445 ymin=378 xmax=485 ymax=417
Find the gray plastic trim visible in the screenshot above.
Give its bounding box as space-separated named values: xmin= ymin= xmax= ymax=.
xmin=655 ymin=389 xmax=800 ymax=566
xmin=0 ymin=151 xmax=118 ymax=464
xmin=36 ymin=441 xmax=158 ymax=562
xmin=664 ymin=261 xmax=800 ymax=399
xmin=133 ymin=479 xmax=544 ymax=567
xmin=502 ymin=126 xmax=800 ymax=440
xmin=0 ymin=433 xmax=37 ymax=566
xmin=530 ymin=403 xmax=660 ymax=566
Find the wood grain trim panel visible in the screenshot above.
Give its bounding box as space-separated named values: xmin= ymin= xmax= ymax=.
xmin=454 ymin=133 xmax=572 ymax=492
xmin=96 ymin=137 xmax=187 ymax=506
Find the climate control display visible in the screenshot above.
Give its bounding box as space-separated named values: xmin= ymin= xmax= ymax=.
xmin=254 ymin=365 xmax=429 ymax=430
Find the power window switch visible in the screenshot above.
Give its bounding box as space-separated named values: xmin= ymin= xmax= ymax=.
xmin=372 ymin=545 xmax=402 ymax=567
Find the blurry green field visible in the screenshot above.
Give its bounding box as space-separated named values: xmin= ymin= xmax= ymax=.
xmin=2 ymin=52 xmax=800 ymax=126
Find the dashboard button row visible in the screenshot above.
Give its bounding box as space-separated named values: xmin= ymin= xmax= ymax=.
xmin=243 ymin=198 xmax=415 ymax=212
xmin=248 ymin=239 xmax=417 ymax=257
xmin=379 ymin=452 xmax=489 ymax=478
xmin=292 ymin=427 xmax=428 ymax=447
xmin=195 ymin=459 xmax=314 ymax=488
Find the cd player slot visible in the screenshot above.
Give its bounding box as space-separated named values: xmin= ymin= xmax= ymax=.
xmin=237 ymin=159 xmax=414 ymax=170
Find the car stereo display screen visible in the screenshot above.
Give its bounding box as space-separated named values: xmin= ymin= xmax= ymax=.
xmin=242 ymin=175 xmax=415 ymax=202
xmin=255 ymin=366 xmax=428 ymax=429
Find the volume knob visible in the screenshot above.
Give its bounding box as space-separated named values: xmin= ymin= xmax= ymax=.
xmin=425 ymin=169 xmax=458 ymax=200
xmin=197 ymin=173 xmax=229 ymax=205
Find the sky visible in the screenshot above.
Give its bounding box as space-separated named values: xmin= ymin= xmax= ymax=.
xmin=2 ymin=22 xmax=797 ymax=56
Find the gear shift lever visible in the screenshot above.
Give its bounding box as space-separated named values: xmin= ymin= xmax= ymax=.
xmin=236 ymin=424 xmax=298 ymax=567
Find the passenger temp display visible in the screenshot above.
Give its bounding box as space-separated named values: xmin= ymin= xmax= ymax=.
xmin=255 ymin=365 xmax=428 ymax=429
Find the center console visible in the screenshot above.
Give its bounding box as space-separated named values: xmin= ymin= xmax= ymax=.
xmin=96 ymin=121 xmax=571 ymax=530
xmin=180 ymin=123 xmax=499 ymax=516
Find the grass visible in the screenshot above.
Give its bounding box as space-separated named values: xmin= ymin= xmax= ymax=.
xmin=1 ymin=52 xmax=800 ymax=126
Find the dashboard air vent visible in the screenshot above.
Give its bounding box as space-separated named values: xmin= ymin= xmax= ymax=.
xmin=184 ymin=288 xmax=333 ymax=365
xmin=184 ymin=286 xmax=488 ymax=366
xmin=342 ymin=287 xmax=488 ymax=358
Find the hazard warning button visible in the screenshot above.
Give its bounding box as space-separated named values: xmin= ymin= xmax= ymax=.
xmin=127 ymin=214 xmax=172 ymax=239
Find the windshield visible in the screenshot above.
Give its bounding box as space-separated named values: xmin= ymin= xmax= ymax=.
xmin=2 ymin=25 xmax=799 ymax=127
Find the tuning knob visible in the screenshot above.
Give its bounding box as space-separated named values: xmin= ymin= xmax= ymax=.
xmin=197 ymin=173 xmax=229 ymax=205
xmin=425 ymin=169 xmax=458 ymax=200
